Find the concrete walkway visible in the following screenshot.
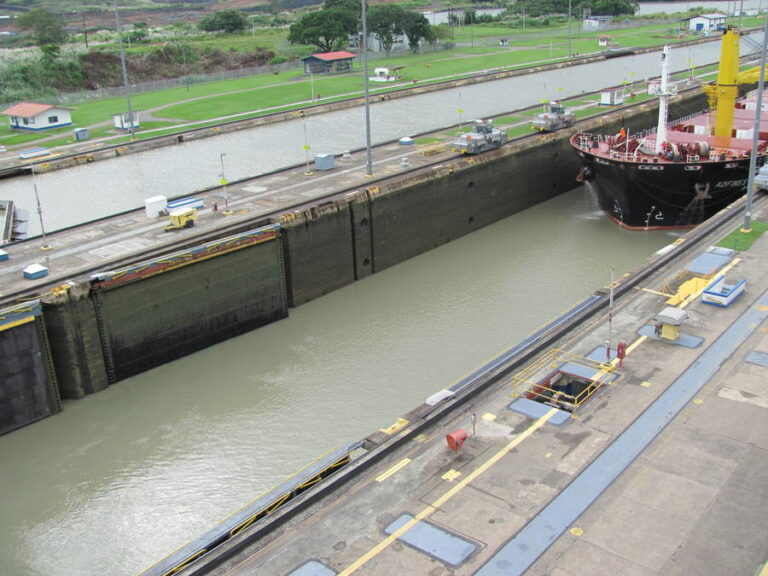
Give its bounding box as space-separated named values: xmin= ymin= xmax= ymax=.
xmin=197 ymin=211 xmax=768 ymax=576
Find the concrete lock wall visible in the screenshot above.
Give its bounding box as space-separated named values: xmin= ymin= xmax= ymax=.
xmin=0 ymin=312 xmax=60 ymax=435
xmin=93 ymin=237 xmax=287 ymax=382
xmin=42 ymin=284 xmax=110 ymax=399
xmin=280 ymin=200 xmax=357 ymax=307
xmin=0 ymin=91 xmax=717 ymax=431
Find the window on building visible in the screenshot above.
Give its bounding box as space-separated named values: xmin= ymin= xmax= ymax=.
xmin=47 ymin=115 xmax=58 ymax=124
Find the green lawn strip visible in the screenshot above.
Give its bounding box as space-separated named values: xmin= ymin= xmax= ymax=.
xmin=716 ymin=220 xmax=768 ymax=251
xmin=414 ymin=136 xmax=443 ymax=144
xmin=2 ymin=21 xmax=751 ymax=149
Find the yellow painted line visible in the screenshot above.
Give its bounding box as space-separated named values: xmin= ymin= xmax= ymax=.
xmin=758 ymin=561 xmax=768 ymax=576
xmin=569 ymin=527 xmax=584 ymax=536
xmin=641 ymin=381 xmax=653 ymax=388
xmin=756 ymin=305 xmax=768 ymax=312
xmin=338 ymin=408 xmax=558 ymax=576
xmin=545 ymin=452 xmax=553 ymax=458
xmin=375 ymin=458 xmax=411 ymax=483
xmin=693 ymin=398 xmax=704 ymax=405
xmin=625 ymin=335 xmax=647 ymax=355
xmin=441 ymin=469 xmax=461 ymax=482
xmin=413 ymin=434 xmax=428 ymax=443
xmin=481 ymin=412 xmax=497 ymax=422
xmin=0 ymin=316 xmax=35 ymax=332
xmin=639 ymin=287 xmax=674 ymax=297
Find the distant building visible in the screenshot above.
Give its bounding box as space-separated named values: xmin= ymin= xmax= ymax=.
xmin=583 ymin=16 xmax=613 ymax=31
xmin=2 ymin=102 xmax=72 ymax=131
xmin=683 ymin=13 xmax=727 ymax=33
xmin=112 ymin=111 xmax=140 ymax=131
xmin=301 ymin=51 xmax=356 ymax=75
xmin=348 ymin=33 xmax=411 ymax=53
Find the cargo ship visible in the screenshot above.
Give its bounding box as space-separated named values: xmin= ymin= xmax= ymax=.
xmin=571 ymin=29 xmax=768 ymax=230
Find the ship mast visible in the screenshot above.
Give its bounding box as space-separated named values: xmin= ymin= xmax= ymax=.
xmin=654 ymin=46 xmax=671 ymax=154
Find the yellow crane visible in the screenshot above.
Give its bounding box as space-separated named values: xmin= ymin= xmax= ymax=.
xmin=702 ymin=28 xmax=768 ymax=141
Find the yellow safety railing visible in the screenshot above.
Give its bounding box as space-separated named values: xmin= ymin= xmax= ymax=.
xmin=510 ymin=349 xmax=614 ymax=412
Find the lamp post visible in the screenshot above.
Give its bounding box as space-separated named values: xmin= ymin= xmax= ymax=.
xmin=362 ymin=0 xmax=373 ymax=176
xmin=219 ymin=153 xmax=231 ymax=213
xmin=743 ymin=10 xmax=768 ymax=232
xmin=114 ymin=0 xmax=135 ymax=137
xmin=81 ymin=12 xmax=89 ymax=48
xmin=303 ymin=119 xmax=312 ymax=175
xmin=568 ymin=0 xmax=572 ymax=60
xmin=31 ymin=165 xmax=50 ymax=251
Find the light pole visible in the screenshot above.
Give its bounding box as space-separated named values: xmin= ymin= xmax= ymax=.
xmin=81 ymin=12 xmax=89 ymax=48
xmin=568 ymin=0 xmax=572 ymax=60
xmin=219 ymin=153 xmax=231 ymax=213
xmin=743 ymin=10 xmax=768 ymax=232
xmin=302 ymin=119 xmax=312 ymax=175
xmin=31 ymin=165 xmax=50 ymax=251
xmin=362 ymin=0 xmax=373 ymax=176
xmin=113 ymin=0 xmax=135 ymax=137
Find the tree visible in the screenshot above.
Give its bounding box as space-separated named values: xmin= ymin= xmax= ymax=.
xmin=510 ymin=0 xmax=637 ymax=17
xmin=288 ymin=9 xmax=358 ymax=52
xmin=198 ymin=10 xmax=248 ymax=33
xmin=367 ymin=4 xmax=409 ymax=54
xmin=325 ymin=0 xmax=363 ymax=21
xmin=401 ymin=12 xmax=430 ymax=52
xmin=17 ymin=8 xmax=67 ymax=58
xmin=429 ymin=23 xmax=453 ymax=45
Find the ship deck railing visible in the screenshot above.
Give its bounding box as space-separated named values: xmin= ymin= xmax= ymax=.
xmin=575 ymin=133 xmax=752 ymax=164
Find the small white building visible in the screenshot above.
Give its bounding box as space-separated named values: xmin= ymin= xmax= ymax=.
xmin=112 ymin=111 xmax=140 ymax=131
xmin=684 ymin=13 xmax=727 ymax=33
xmin=2 ymin=102 xmax=72 ymax=131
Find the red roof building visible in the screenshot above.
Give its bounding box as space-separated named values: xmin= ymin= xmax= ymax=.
xmin=2 ymin=102 xmax=73 ymax=131
xmin=301 ymin=51 xmax=356 ymax=75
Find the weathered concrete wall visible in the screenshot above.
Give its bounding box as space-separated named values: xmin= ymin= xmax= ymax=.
xmin=42 ymin=284 xmax=109 ymax=399
xmin=0 ymin=303 xmax=60 ymax=435
xmin=93 ymin=234 xmax=287 ymax=382
xmin=280 ymin=200 xmax=356 ymax=307
xmin=2 ymin=91 xmax=717 ymax=431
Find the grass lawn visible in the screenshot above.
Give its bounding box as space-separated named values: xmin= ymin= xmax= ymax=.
xmin=717 ymin=220 xmax=768 ymax=251
xmin=2 ymin=15 xmax=762 ymax=150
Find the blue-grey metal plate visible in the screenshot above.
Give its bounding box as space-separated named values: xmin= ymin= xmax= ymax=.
xmin=475 ymin=288 xmax=768 ymax=576
xmin=508 ymin=398 xmax=571 ymax=426
xmin=559 ymin=360 xmax=617 ymax=383
xmin=638 ymin=325 xmax=703 ymax=348
xmin=745 ymin=350 xmax=768 ymax=367
xmin=686 ymin=250 xmax=733 ymax=276
xmin=287 ymin=560 xmax=336 ymax=576
xmin=384 ymin=514 xmax=478 ymax=566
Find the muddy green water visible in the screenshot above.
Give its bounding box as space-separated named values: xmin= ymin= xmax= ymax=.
xmin=0 ymin=187 xmax=675 ymax=576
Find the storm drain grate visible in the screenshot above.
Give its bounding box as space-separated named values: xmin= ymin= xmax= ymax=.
xmin=384 ymin=513 xmax=479 ymax=566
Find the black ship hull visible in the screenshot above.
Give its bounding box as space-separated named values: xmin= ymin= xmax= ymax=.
xmin=576 ymin=150 xmax=750 ymax=230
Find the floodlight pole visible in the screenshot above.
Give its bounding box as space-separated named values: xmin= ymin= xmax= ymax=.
xmin=32 ymin=165 xmax=50 ymax=250
xmin=114 ymin=0 xmax=135 ymax=137
xmin=743 ymin=11 xmax=768 ymax=232
xmin=568 ymin=0 xmax=572 ymax=60
xmin=362 ymin=0 xmax=373 ymax=176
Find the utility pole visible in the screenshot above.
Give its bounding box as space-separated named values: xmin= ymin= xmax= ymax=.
xmin=361 ymin=0 xmax=373 ymax=176
xmin=743 ymin=10 xmax=768 ymax=232
xmin=114 ymin=0 xmax=135 ymax=137
xmin=568 ymin=0 xmax=573 ymax=60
